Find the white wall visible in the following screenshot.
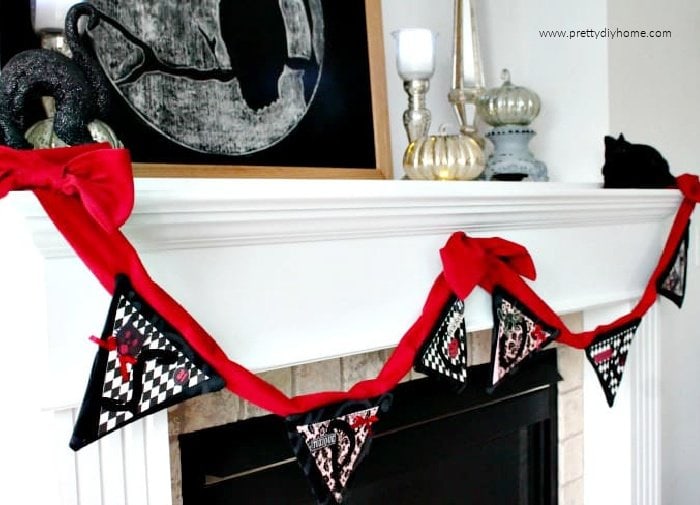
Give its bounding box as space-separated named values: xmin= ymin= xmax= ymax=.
xmin=382 ymin=0 xmax=609 ymax=182
xmin=607 ymin=0 xmax=700 ymax=503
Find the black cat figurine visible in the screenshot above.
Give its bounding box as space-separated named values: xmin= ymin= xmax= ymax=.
xmin=602 ymin=134 xmax=676 ymax=188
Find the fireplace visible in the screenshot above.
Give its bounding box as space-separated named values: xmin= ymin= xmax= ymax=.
xmin=177 ymin=349 xmax=559 ymax=504
xmin=20 ymin=177 xmax=670 ymax=505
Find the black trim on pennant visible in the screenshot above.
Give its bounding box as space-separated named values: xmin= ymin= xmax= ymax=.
xmin=489 ymin=287 xmax=559 ymax=391
xmin=286 ymin=395 xmax=393 ymax=505
xmin=70 ymin=274 xmax=225 ymax=451
xmin=657 ymin=222 xmax=690 ymax=308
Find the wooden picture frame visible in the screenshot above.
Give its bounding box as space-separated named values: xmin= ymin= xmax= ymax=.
xmin=1 ymin=0 xmax=392 ymax=179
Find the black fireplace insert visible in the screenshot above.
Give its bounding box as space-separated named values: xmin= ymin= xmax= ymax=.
xmin=180 ymin=349 xmax=560 ymax=504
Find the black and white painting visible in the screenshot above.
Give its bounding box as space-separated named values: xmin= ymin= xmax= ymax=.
xmin=88 ymin=0 xmax=379 ymax=172
xmin=91 ymin=0 xmax=324 ymax=156
xmin=1 ymin=0 xmax=385 ymax=174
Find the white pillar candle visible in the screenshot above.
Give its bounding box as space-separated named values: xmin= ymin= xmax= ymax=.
xmin=392 ymin=28 xmax=437 ymax=81
xmin=31 ymin=0 xmax=84 ymax=33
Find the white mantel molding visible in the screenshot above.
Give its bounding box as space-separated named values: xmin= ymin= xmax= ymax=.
xmin=19 ymin=179 xmax=681 ymax=257
xmin=16 ymin=179 xmax=682 ymax=395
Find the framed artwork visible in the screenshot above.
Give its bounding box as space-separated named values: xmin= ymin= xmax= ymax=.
xmin=1 ymin=0 xmax=392 ymax=179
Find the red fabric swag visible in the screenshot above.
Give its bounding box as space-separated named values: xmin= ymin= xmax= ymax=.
xmin=0 ymin=144 xmax=694 ymax=415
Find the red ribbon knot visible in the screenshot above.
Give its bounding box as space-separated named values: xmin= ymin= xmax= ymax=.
xmin=440 ymin=232 xmax=536 ymax=299
xmin=90 ymin=335 xmax=138 ymax=381
xmin=0 ymin=143 xmax=133 ymax=230
xmin=350 ymin=414 xmax=379 ymax=430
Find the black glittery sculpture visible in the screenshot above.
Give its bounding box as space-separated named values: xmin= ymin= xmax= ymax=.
xmin=0 ymin=4 xmax=111 ymax=148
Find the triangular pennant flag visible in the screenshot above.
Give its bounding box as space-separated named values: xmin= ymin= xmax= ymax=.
xmin=414 ymin=295 xmax=469 ymax=391
xmin=657 ymin=222 xmax=690 ymax=308
xmin=70 ymin=275 xmax=225 ymax=450
xmin=585 ymin=319 xmax=640 ymax=407
xmin=286 ymin=395 xmax=393 ymax=504
xmin=490 ymin=287 xmax=559 ymax=388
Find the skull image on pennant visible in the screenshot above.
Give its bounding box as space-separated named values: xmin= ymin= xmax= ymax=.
xmin=657 ymin=222 xmax=690 ymax=308
xmin=490 ymin=287 xmax=559 ymax=389
xmin=414 ymin=295 xmax=469 ymax=392
xmin=585 ymin=319 xmax=640 ymax=407
xmin=70 ymin=275 xmax=225 ymax=450
xmin=286 ymin=395 xmax=393 ymax=504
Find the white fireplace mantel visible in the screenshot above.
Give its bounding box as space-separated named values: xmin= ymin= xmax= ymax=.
xmin=27 ymin=178 xmax=680 ymax=255
xmin=18 ymin=178 xmax=681 ymax=406
xmin=16 ymin=178 xmax=678 ymax=505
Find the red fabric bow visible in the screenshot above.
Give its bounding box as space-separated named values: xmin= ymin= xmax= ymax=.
xmin=0 ymin=144 xmax=133 ymax=230
xmin=676 ymin=174 xmax=700 ymax=203
xmin=350 ymin=413 xmax=379 ymax=430
xmin=89 ymin=335 xmax=138 ymax=381
xmin=440 ymin=232 xmax=537 ymax=299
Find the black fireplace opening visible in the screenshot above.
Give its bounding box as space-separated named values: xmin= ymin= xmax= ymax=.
xmin=180 ymin=349 xmax=561 ymax=504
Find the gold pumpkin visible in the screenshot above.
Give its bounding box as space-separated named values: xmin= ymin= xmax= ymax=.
xmin=403 ymin=132 xmax=485 ymax=180
xmin=477 ymin=69 xmax=541 ymax=127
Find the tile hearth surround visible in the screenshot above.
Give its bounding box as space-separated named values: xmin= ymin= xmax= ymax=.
xmin=168 ymin=314 xmax=584 ymax=505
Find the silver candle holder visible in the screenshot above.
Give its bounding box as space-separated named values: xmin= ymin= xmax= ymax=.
xmin=392 ymin=28 xmax=437 ymax=143
xmin=31 ymin=0 xmax=80 ymax=116
xmin=393 ymin=1 xmax=487 ymax=180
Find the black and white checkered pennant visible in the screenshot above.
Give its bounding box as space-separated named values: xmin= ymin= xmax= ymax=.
xmin=585 ymin=319 xmax=640 ymax=407
xmin=657 ymin=222 xmax=690 ymax=308
xmin=414 ymin=296 xmax=468 ymax=391
xmin=70 ymin=275 xmax=225 ymax=450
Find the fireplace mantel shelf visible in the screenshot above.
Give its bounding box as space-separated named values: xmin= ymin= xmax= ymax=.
xmin=16 ymin=178 xmax=682 ymax=409
xmin=20 ymin=178 xmax=681 ymax=257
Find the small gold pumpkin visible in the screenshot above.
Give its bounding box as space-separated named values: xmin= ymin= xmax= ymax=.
xmin=403 ymin=130 xmax=485 ymax=180
xmin=477 ymin=69 xmax=541 ymax=127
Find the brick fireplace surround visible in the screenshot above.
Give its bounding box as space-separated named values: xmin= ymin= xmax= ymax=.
xmin=168 ymin=318 xmax=585 ymax=505
xmin=19 ymin=178 xmax=671 ymax=504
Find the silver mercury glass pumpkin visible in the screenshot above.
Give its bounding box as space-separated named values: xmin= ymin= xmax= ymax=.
xmin=476 ymin=69 xmax=548 ymax=181
xmin=477 ymin=69 xmax=540 ymax=126
xmin=26 ymin=118 xmax=123 ymax=149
